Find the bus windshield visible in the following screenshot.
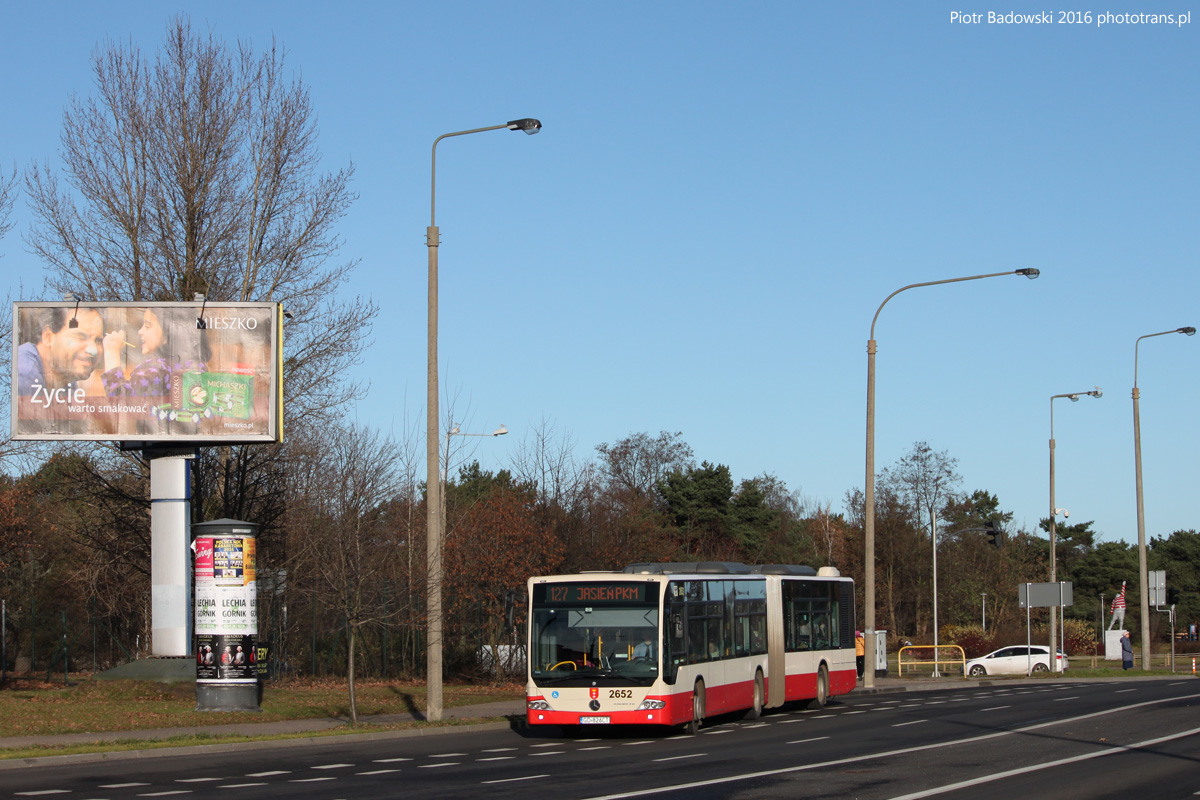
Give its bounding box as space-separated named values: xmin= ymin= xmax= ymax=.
xmin=530 ymin=581 xmax=660 ymax=687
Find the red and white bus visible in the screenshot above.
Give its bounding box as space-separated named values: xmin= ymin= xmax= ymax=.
xmin=526 ymin=562 xmax=856 ymax=732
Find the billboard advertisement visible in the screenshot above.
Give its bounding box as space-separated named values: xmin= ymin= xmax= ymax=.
xmin=12 ymin=301 xmax=282 ymax=442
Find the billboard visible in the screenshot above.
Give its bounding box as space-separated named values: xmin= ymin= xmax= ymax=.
xmin=12 ymin=301 xmax=282 ymax=442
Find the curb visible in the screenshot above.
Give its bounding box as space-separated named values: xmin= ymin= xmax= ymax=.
xmin=0 ymin=717 xmax=522 ymax=770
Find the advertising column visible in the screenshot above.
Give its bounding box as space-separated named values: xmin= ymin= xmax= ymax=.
xmin=193 ymin=518 xmax=260 ymax=711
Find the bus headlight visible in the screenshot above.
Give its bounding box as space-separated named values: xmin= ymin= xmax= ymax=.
xmin=528 ymin=700 xmax=552 ymax=711
xmin=636 ymin=699 xmax=665 ymax=711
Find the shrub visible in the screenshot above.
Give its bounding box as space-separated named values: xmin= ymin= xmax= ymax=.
xmin=941 ymin=624 xmax=996 ymax=659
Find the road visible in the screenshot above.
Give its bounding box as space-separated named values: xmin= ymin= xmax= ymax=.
xmin=4 ymin=678 xmax=1199 ymax=799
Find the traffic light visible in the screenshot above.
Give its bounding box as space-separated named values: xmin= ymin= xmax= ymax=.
xmin=984 ymin=519 xmax=1005 ymax=548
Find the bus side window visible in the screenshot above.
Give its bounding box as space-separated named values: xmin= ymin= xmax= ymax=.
xmin=665 ymin=608 xmax=684 ymax=683
xmin=797 ymin=610 xmax=811 ymax=652
xmin=688 ymin=615 xmax=706 ymax=664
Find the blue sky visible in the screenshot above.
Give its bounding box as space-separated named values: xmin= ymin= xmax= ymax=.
xmin=2 ymin=2 xmax=1197 ymax=548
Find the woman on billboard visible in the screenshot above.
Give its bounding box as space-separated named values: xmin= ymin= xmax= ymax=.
xmin=100 ymin=308 xmax=209 ymax=396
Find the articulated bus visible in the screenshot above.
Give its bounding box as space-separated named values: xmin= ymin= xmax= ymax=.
xmin=526 ymin=562 xmax=855 ymax=732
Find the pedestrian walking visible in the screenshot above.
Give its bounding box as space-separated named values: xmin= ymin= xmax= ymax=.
xmin=855 ymin=630 xmax=865 ymax=679
xmin=1120 ymin=630 xmax=1134 ymax=670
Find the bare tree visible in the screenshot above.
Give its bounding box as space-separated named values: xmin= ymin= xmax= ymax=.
xmin=595 ymin=431 xmax=694 ymax=499
xmin=0 ymin=167 xmax=20 ymax=465
xmin=0 ymin=165 xmax=15 ymax=245
xmin=286 ymin=422 xmax=408 ymax=723
xmin=21 ymin=18 xmax=376 ymax=585
xmin=24 ymin=16 xmax=373 ymax=428
xmin=889 ymin=442 xmax=962 ymax=538
xmin=511 ymin=416 xmax=581 ymax=509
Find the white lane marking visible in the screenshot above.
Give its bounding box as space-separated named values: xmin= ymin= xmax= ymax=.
xmin=982 ymin=706 xmax=1010 ymax=711
xmin=289 ymin=777 xmax=336 ymax=783
xmin=372 ymin=758 xmax=412 ymax=763
xmin=579 ymin=746 xmax=611 ymax=751
xmin=482 ymin=747 xmax=517 ymax=752
xmin=701 ymin=729 xmax=732 ymax=735
xmin=531 ymin=742 xmax=563 ymax=748
xmin=654 ymin=753 xmax=707 ymax=762
xmin=246 ymin=770 xmax=290 ymax=777
xmin=1053 ymin=697 xmax=1079 ymax=702
xmin=1115 ymin=689 xmax=1137 ymax=693
xmin=483 ymin=775 xmax=549 ymax=785
xmin=218 ymin=783 xmax=267 ymax=788
xmin=313 ymin=763 xmax=353 ymax=769
xmin=175 ymin=778 xmax=221 ymax=782
xmin=622 ymin=741 xmax=654 ymax=746
xmin=813 ymin=714 xmax=837 ymax=719
xmin=573 ymin=691 xmax=1200 ymax=800
xmin=137 ymin=793 xmax=191 ymax=797
xmin=890 ymin=725 xmax=1200 ymax=799
xmin=530 ymin=751 xmax=566 ymax=757
xmin=16 ymin=792 xmax=73 ymax=797
xmin=844 ymin=711 xmax=867 ymax=715
xmin=357 ymin=769 xmax=401 ymax=775
xmin=430 ymin=752 xmax=467 ymax=757
xmin=478 ymin=756 xmax=516 ymax=761
xmin=573 ymin=738 xmax=602 ymax=742
xmin=893 ymin=720 xmax=927 ymax=727
xmin=776 ymin=718 xmax=804 ymax=724
xmin=924 ymin=701 xmax=946 ymax=705
xmin=101 ymin=785 xmax=149 ymax=789
xmin=418 ymin=762 xmax=460 ymax=769
xmin=742 ymin=722 xmax=769 ymax=728
xmin=787 ymin=736 xmax=829 ymax=744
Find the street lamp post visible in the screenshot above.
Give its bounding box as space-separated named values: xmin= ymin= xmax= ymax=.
xmin=426 ymin=118 xmax=540 ymax=721
xmin=863 ymin=268 xmax=1039 ymax=688
xmin=981 ymin=593 xmax=987 ymax=632
xmin=1133 ymin=326 xmax=1194 ymax=671
xmin=1049 ymin=389 xmax=1101 ymax=672
xmin=444 ymin=423 xmax=509 ymax=484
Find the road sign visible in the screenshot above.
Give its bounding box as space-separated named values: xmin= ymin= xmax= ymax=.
xmin=1019 ymin=581 xmax=1074 ymax=609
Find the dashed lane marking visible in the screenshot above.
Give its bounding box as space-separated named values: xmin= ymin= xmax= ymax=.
xmin=482 ymin=774 xmax=549 ymax=784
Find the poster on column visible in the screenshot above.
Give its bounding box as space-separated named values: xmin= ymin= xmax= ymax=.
xmin=194 ymin=535 xmax=257 ymax=681
xmin=11 ymin=301 xmax=282 ymax=443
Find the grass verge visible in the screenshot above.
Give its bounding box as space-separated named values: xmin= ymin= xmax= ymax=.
xmin=0 ymin=675 xmax=520 ymax=740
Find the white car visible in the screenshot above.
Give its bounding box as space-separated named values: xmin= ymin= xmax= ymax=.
xmin=965 ymin=645 xmax=1068 ymax=676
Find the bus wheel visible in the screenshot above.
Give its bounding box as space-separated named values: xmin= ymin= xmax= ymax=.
xmin=809 ymin=665 xmax=829 ymax=709
xmin=744 ymin=671 xmax=765 ymax=720
xmin=686 ymin=678 xmax=706 ymax=734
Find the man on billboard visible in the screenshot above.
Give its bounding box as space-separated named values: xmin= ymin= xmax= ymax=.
xmin=16 ymin=306 xmax=105 ymax=395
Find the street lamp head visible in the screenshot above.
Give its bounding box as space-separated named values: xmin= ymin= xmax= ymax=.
xmin=1088 ymin=386 xmax=1102 ymax=398
xmin=507 ymin=118 xmax=542 ymax=135
xmin=493 ymin=425 xmax=509 ymax=436
xmin=1179 ymin=327 xmax=1196 ymax=336
xmin=448 ymin=424 xmax=461 ymax=436
xmin=1015 ymin=268 xmax=1040 ymax=279
xmin=1068 ymin=394 xmax=1079 ymax=402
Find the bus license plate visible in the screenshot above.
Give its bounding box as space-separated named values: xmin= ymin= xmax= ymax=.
xmin=580 ymin=716 xmax=610 ymax=724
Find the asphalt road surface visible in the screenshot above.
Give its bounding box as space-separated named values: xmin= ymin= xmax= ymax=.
xmin=4 ymin=678 xmax=1198 ymax=799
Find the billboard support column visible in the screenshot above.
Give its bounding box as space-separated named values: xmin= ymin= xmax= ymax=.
xmin=150 ymin=453 xmax=193 ymax=656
